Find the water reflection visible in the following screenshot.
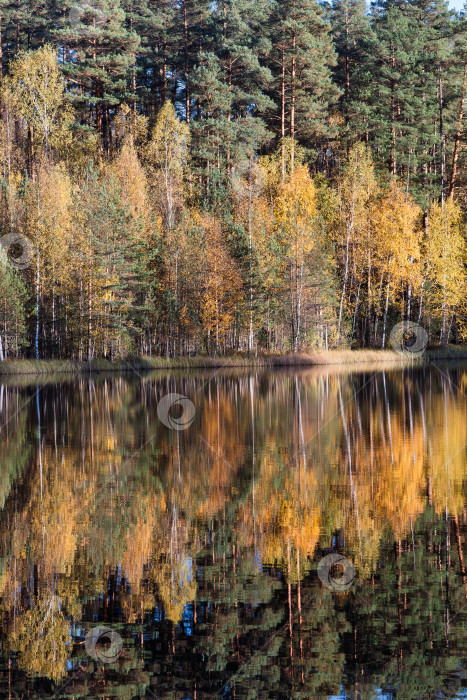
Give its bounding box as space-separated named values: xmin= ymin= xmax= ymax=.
xmin=0 ymin=364 xmax=466 ymax=697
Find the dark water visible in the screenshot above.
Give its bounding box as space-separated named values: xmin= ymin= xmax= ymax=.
xmin=0 ymin=363 xmax=466 ymax=698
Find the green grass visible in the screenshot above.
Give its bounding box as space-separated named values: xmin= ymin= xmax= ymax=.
xmin=1 ymin=346 xmax=466 ymax=376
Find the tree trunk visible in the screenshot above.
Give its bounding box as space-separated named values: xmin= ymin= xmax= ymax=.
xmin=35 ymin=249 xmax=40 ymax=360
xmin=382 ymin=263 xmax=391 ymax=349
xmin=88 ymin=276 xmax=92 ymax=360
xmin=281 ymin=50 xmax=286 ymax=180
xmin=290 ymin=32 xmax=296 ymax=172
xmin=351 ymin=269 xmax=363 ymax=345
xmin=439 ymin=70 xmax=445 ymax=207
xmin=183 ymin=1 xmax=190 ymax=122
xmin=248 ymin=185 xmax=253 ymax=355
xmin=448 ymin=59 xmax=467 ymax=198
xmin=0 ymin=15 xmax=3 ymax=76
xmin=390 ymin=49 xmax=396 ymax=176
xmin=338 ymin=220 xmax=352 ymax=342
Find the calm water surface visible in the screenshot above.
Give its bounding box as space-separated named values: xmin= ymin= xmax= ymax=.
xmin=0 ymin=363 xmax=466 ymax=698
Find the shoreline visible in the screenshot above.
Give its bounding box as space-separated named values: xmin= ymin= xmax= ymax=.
xmin=1 ymin=347 xmax=467 ymax=377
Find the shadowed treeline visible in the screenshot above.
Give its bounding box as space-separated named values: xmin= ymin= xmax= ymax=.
xmin=0 ymin=365 xmax=466 ymax=696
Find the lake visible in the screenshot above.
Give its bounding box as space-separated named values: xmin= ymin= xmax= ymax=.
xmin=0 ymin=363 xmax=466 ymax=698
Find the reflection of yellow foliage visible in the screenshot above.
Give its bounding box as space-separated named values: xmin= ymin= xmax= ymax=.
xmin=121 ymin=495 xmax=158 ymax=582
xmin=155 ymin=554 xmax=197 ymax=625
xmin=260 ymin=490 xmax=320 ymax=583
xmin=238 ymin=439 xmax=321 ymax=583
xmin=120 ymin=490 xmax=198 ymax=626
xmin=150 ymin=502 xmax=198 ymax=625
xmin=428 ymin=391 xmax=466 ymax=516
xmin=8 ymin=595 xmax=70 ymax=681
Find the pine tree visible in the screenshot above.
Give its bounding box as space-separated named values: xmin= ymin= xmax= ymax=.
xmin=446 ymin=10 xmax=467 ymax=199
xmin=265 ymin=0 xmax=339 ymax=170
xmin=56 ymin=0 xmax=140 ymax=153
xmin=0 ymin=0 xmax=50 ymax=70
xmin=211 ymin=0 xmax=273 ymax=161
xmin=366 ymin=0 xmax=454 ymax=206
xmin=121 ymin=0 xmax=179 ymax=119
xmin=330 ymin=0 xmax=373 ymax=146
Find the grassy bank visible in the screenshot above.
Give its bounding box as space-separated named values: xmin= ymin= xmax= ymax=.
xmin=1 ymin=346 xmax=467 ymax=376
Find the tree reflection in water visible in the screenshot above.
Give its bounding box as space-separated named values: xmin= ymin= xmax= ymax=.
xmin=0 ymin=364 xmax=466 ymax=697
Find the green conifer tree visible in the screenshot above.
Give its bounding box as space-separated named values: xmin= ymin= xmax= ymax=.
xmin=265 ymin=0 xmax=340 ymax=168
xmin=56 ymin=0 xmax=140 ymax=152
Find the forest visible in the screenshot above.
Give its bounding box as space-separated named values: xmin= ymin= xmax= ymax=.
xmin=0 ymin=0 xmax=466 ymax=359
